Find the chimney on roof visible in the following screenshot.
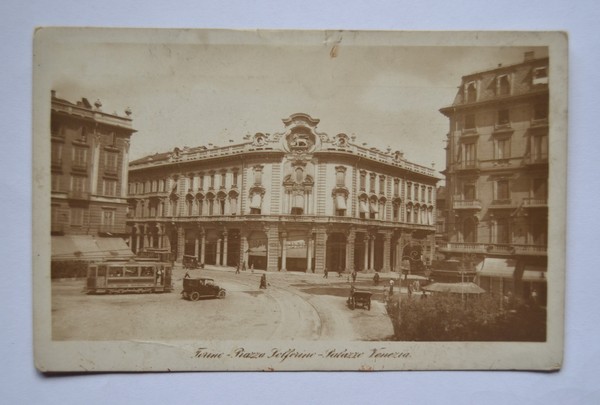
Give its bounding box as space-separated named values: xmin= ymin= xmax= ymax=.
xmin=524 ymin=51 xmax=535 ymax=61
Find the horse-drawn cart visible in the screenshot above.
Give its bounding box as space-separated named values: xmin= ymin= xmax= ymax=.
xmin=347 ymin=290 xmax=372 ymax=310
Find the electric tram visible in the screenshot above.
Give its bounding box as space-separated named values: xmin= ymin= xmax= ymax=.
xmin=86 ymin=259 xmax=173 ymax=294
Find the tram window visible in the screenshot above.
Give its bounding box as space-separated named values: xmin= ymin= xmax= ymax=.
xmin=141 ymin=267 xmax=154 ymax=277
xmin=97 ymin=266 xmax=106 ymax=277
xmin=125 ymin=267 xmax=139 ymax=277
xmin=108 ymin=267 xmax=123 ymax=277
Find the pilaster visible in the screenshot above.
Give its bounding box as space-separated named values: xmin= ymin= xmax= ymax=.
xmin=314 ymin=228 xmax=328 ymax=273
xmin=266 ymin=225 xmax=280 ymax=272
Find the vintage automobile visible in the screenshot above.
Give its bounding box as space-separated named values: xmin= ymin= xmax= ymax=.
xmin=182 ymin=255 xmax=202 ymax=270
xmin=181 ymin=277 xmax=226 ymax=301
xmin=347 ymin=289 xmax=372 ymax=310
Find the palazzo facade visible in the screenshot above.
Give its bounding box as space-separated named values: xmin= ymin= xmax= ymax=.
xmin=127 ymin=113 xmax=438 ymax=273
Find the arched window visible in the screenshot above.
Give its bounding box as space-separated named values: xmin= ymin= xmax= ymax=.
xmin=359 ymin=198 xmax=368 ymax=219
xmin=291 ymin=193 xmax=304 ymax=215
xmin=249 ymin=193 xmax=262 ymax=215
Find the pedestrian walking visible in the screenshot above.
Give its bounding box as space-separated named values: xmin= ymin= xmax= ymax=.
xmin=389 ymin=279 xmax=394 ymax=295
xmin=351 ymin=270 xmax=357 ymax=283
xmin=259 ymin=274 xmax=267 ymax=289
xmin=242 ymin=261 xmax=247 ymax=272
xmin=373 ymin=272 xmax=380 ymax=286
xmin=235 ymin=263 xmax=240 ymax=274
xmin=323 ymin=267 xmax=328 ymax=278
xmin=251 ymin=263 xmax=254 ymax=273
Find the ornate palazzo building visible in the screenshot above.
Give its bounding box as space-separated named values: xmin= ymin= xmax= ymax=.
xmin=439 ymin=52 xmax=549 ymax=303
xmin=50 ymin=91 xmax=136 ymax=261
xmin=127 ymin=113 xmax=438 ymax=273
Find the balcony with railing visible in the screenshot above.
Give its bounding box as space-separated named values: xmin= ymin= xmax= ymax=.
xmin=452 ymin=198 xmax=482 ymax=210
xmin=439 ymin=242 xmax=546 ymax=256
xmin=489 ymin=199 xmax=514 ymax=209
xmin=129 ymin=213 xmax=436 ymax=231
xmin=523 ymin=154 xmax=548 ymax=166
xmin=522 ymin=197 xmax=548 ymax=208
xmin=68 ymin=190 xmax=90 ymax=200
xmin=531 ymin=117 xmax=549 ymax=128
xmin=130 ymin=141 xmax=436 ymax=178
xmin=454 ymin=160 xmax=480 ymax=172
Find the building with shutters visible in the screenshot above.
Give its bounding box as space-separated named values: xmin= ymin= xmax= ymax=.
xmin=439 ymin=51 xmax=549 ymax=304
xmin=127 ymin=113 xmax=438 ymax=273
xmin=50 ymin=91 xmax=136 ymax=261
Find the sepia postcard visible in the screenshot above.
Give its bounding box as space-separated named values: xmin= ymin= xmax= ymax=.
xmin=33 ymin=28 xmax=567 ymax=372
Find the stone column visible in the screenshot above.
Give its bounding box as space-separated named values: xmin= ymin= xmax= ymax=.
xmin=128 ymin=233 xmax=133 ymax=252
xmin=216 ymin=237 xmax=222 ymax=265
xmin=176 ymin=225 xmax=184 ymax=263
xmin=266 ymin=226 xmax=280 ymax=272
xmin=345 ymin=229 xmax=356 ymax=272
xmin=194 ymin=231 xmax=199 ymax=258
xmin=200 ymin=231 xmax=206 ymax=265
xmin=240 ymin=231 xmax=249 ymax=268
xmin=120 ymin=139 xmax=130 ymax=197
xmin=306 ymin=232 xmax=313 ymax=273
xmin=382 ymin=231 xmax=392 ymax=273
xmin=363 ymin=234 xmax=369 ymax=271
xmin=143 ymin=225 xmax=150 ymax=248
xmin=222 ymin=231 xmax=228 ymax=266
xmin=280 ymin=232 xmax=287 ymax=271
xmin=90 ymin=134 xmax=101 ymax=195
xmin=369 ymin=235 xmax=375 ymax=271
xmin=314 ymin=228 xmax=328 ymax=274
xmin=157 ymin=225 xmax=163 ymax=249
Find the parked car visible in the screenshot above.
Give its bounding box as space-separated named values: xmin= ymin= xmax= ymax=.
xmin=181 ymin=277 xmax=226 ymax=301
xmin=182 ymin=255 xmax=202 ymax=270
xmin=347 ymin=290 xmax=372 ymax=310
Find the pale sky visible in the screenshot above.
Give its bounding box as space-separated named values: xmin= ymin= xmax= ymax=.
xmin=47 ymin=35 xmax=547 ymax=173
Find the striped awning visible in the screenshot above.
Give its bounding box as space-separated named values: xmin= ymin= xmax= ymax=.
xmin=249 ymin=193 xmax=262 ymax=209
xmin=369 ymin=201 xmax=379 ymax=213
xmin=52 ymin=235 xmax=134 ymax=261
xmin=335 ymin=195 xmax=347 ymax=210
xmin=478 ymin=258 xmax=516 ymax=279
xmin=359 ymin=200 xmax=369 ymax=213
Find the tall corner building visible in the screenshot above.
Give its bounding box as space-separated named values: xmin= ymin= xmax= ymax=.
xmin=439 ymin=51 xmax=549 ymax=304
xmin=50 ymin=91 xmax=136 ymax=261
xmin=127 ymin=113 xmax=439 ymax=273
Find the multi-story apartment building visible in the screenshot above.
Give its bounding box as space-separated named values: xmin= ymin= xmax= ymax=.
xmin=50 ymin=91 xmax=136 ymax=260
xmin=127 ymin=113 xmax=438 ymax=273
xmin=439 ymin=52 xmax=549 ymax=304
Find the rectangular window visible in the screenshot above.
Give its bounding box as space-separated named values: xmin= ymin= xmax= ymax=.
xmin=497 ymin=109 xmax=510 ymax=126
xmin=101 ymin=209 xmax=115 ymax=226
xmin=465 ymin=81 xmax=477 ymax=103
xmin=51 ymin=174 xmax=61 ymax=191
xmin=70 ymin=207 xmax=84 ymax=226
xmin=534 ymin=101 xmax=549 ymax=120
xmin=464 ymin=184 xmax=475 ymax=201
xmin=497 ymin=75 xmax=510 ymax=96
xmin=413 ymin=184 xmax=419 ymax=201
xmin=336 ymin=170 xmax=345 ymax=187
xmin=427 ymin=187 xmax=432 ymax=203
xmin=532 ymin=135 xmax=549 ymax=161
xmin=104 ymin=152 xmax=118 ymax=172
xmin=533 ymin=178 xmax=548 ymax=200
xmin=421 ymin=186 xmax=426 ymax=202
xmin=221 ymin=173 xmax=226 ymax=189
xmin=51 ymin=142 xmax=63 ymax=165
xmin=532 ymin=67 xmax=548 ymax=85
xmin=359 ymin=172 xmax=366 ymax=191
xmin=496 ymin=180 xmax=510 ymax=201
xmin=464 ymin=143 xmax=476 ymax=166
xmin=71 ymin=175 xmax=87 ymax=192
xmin=406 ymin=183 xmax=412 ymax=200
xmin=232 ymin=171 xmax=238 ymax=187
xmin=103 ymin=179 xmax=117 ymax=196
xmin=210 ymin=174 xmax=215 ymax=188
xmin=379 ymin=176 xmax=385 ymax=194
xmin=496 ymin=218 xmax=510 ymax=244
xmin=496 ymin=138 xmax=510 ymax=160
xmin=464 ymin=114 xmax=476 ymax=130
xmin=394 ymin=179 xmax=399 ymax=197
xmin=369 ymin=174 xmax=376 ymax=193
xmin=72 ymin=147 xmax=87 ymax=167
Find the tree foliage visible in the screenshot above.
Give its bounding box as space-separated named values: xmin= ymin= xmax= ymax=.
xmin=387 ymin=294 xmax=546 ymax=341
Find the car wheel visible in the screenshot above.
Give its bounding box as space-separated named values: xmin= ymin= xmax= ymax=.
xmin=190 ymin=292 xmax=200 ymax=301
xmin=218 ymin=290 xmax=226 ymax=299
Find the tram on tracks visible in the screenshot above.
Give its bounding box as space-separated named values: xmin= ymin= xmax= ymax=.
xmin=86 ymin=259 xmax=173 ymax=294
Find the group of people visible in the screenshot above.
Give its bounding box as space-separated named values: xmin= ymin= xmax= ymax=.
xmin=235 ymin=261 xmax=254 ymax=274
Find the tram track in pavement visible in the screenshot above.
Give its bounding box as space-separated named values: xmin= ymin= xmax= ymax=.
xmin=199 ymin=269 xmax=324 ymax=340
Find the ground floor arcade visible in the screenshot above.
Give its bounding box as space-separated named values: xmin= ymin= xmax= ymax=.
xmin=128 ymin=221 xmax=436 ymax=274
